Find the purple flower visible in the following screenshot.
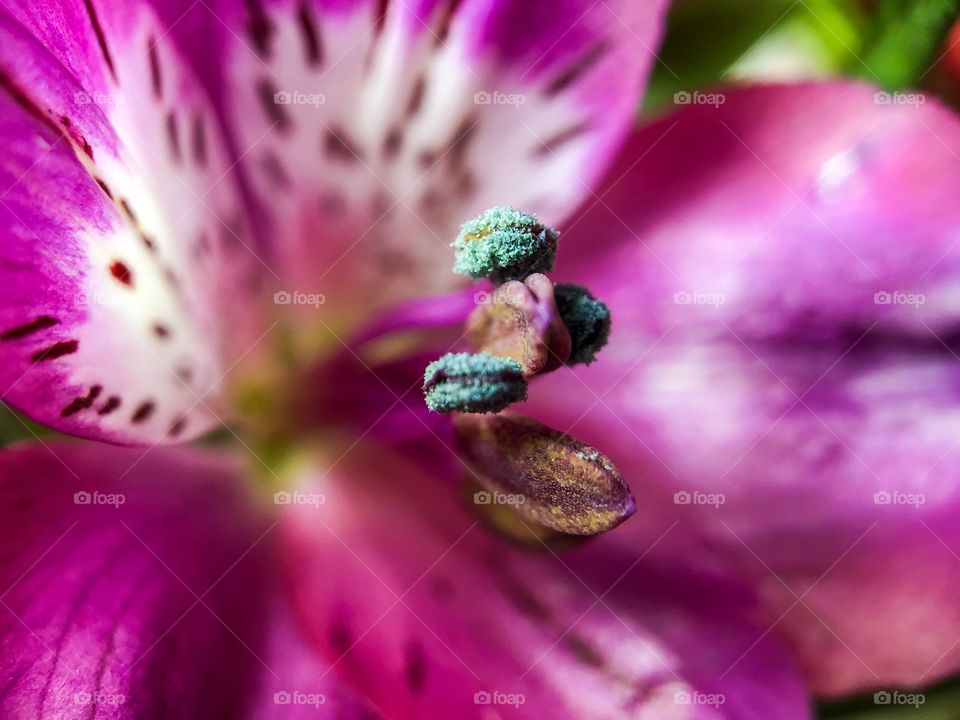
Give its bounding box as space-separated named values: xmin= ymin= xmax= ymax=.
xmin=0 ymin=1 xmax=956 ymax=718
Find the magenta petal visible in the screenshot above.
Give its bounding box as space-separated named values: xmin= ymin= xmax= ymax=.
xmin=530 ymin=81 xmax=960 ymax=694
xmin=278 ymin=451 xmax=810 ymax=719
xmin=184 ymin=0 xmax=668 ymax=315
xmin=0 ymin=442 xmax=271 ymax=718
xmin=0 ymin=6 xmax=262 ymax=444
xmin=250 ymin=602 xmax=384 ymax=719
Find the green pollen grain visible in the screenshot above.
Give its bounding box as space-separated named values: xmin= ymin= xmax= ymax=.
xmin=451 ymin=206 xmax=558 ymax=284
xmin=555 ymin=284 xmax=611 ymax=366
xmin=423 ymin=352 xmax=527 ymax=414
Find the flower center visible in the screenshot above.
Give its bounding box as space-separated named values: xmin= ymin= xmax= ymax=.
xmin=425 ymin=206 xmax=611 ymax=412
xmin=236 ymin=207 xmax=632 ymax=540
xmin=419 ymin=207 xmax=631 ymax=538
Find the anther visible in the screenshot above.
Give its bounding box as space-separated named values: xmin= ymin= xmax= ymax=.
xmin=423 ymin=352 xmax=527 ymax=414
xmin=452 ymin=206 xmax=558 ymax=284
xmin=554 ymin=283 xmax=611 ymax=365
xmin=454 ymin=413 xmax=635 ymax=535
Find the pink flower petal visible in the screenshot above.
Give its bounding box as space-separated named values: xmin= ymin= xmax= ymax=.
xmin=0 ymin=5 xmax=262 ymax=443
xmin=528 ymin=81 xmax=960 ymax=695
xmin=189 ymin=0 xmax=668 ymax=318
xmin=278 ymin=449 xmax=810 ymax=719
xmin=250 ymin=599 xmax=386 ymax=718
xmin=0 ymin=441 xmax=271 ymax=717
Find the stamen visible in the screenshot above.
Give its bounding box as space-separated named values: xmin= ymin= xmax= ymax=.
xmin=423 ymin=352 xmax=527 ymax=414
xmin=467 ymin=273 xmax=571 ymax=376
xmin=554 ymin=283 xmax=611 ymax=365
xmin=452 ymin=206 xmax=558 ymax=284
xmin=463 ymin=479 xmax=588 ymax=551
xmin=454 ymin=413 xmax=635 ymax=536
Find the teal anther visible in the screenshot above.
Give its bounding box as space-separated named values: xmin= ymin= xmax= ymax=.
xmin=554 ymin=284 xmax=611 ymax=365
xmin=423 ymin=352 xmax=527 ymax=414
xmin=452 ymin=207 xmax=558 ymax=284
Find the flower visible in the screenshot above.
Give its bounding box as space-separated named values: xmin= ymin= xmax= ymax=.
xmin=0 ymin=1 xmax=957 ymax=718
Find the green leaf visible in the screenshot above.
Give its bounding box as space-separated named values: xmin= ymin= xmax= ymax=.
xmin=855 ymin=0 xmax=960 ymax=89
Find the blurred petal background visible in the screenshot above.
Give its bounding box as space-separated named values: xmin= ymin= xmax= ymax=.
xmin=1 ymin=0 xmax=959 ymax=717
xmin=635 ymin=1 xmax=960 ymax=717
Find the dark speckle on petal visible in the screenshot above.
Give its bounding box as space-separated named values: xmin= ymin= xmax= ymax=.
xmin=166 ymin=111 xmax=182 ymax=162
xmin=61 ymin=384 xmax=103 ymax=417
xmin=404 ymin=641 xmax=426 ymax=693
xmin=98 ymin=396 xmax=122 ymax=416
xmin=330 ymin=619 xmax=351 ymax=654
xmin=31 ymin=340 xmax=79 ymax=362
xmin=148 ymin=36 xmax=163 ymax=98
xmin=110 ymin=261 xmax=134 ymax=286
xmin=297 ymin=2 xmax=323 ymax=66
xmin=1 ymin=316 xmax=58 ymax=341
xmin=131 ymin=401 xmax=156 ymax=424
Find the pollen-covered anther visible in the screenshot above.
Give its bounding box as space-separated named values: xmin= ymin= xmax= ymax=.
xmin=454 ymin=413 xmax=635 ymax=536
xmin=423 ymin=352 xmax=527 ymax=414
xmin=467 ymin=273 xmax=571 ymax=377
xmin=555 ymin=283 xmax=611 ymax=365
xmin=452 ymin=206 xmax=558 ymax=284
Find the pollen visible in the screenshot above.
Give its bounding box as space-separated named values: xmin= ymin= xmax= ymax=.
xmin=423 ymin=352 xmax=527 ymax=414
xmin=452 ymin=206 xmax=558 ymax=284
xmin=554 ymin=284 xmax=611 ymax=365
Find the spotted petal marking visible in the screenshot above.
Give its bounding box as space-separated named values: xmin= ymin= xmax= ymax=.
xmin=0 ymin=5 xmax=263 ymax=444
xmin=202 ymin=0 xmax=667 ymax=325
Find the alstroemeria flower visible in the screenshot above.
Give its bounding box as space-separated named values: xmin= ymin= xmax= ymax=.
xmin=0 ymin=1 xmax=958 ymax=718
